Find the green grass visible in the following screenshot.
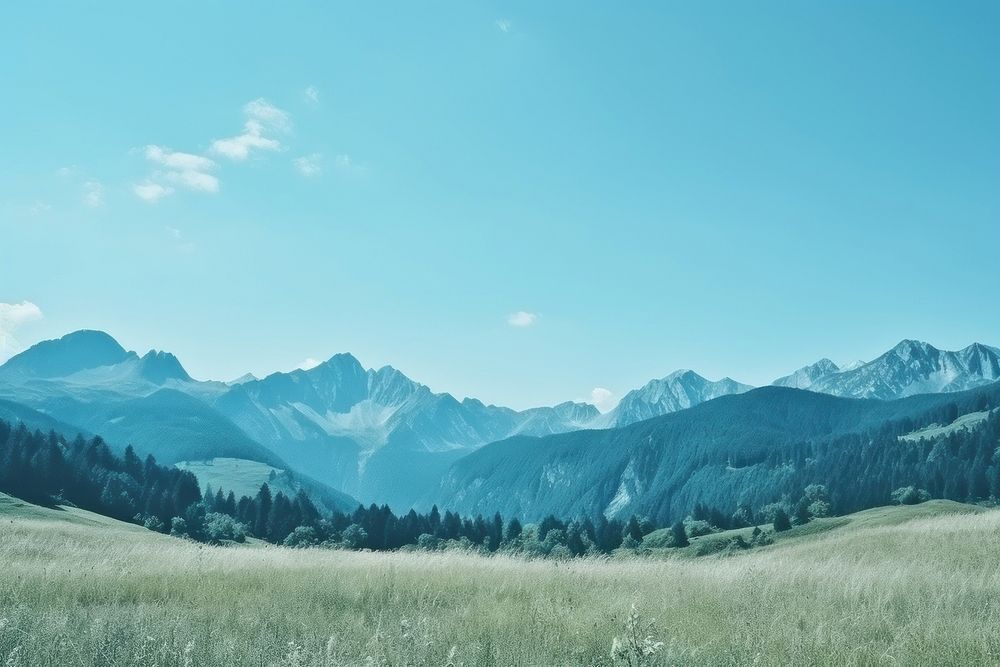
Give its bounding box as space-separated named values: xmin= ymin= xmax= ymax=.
xmin=3 ymin=493 xmax=1000 ymax=665
xmin=642 ymin=500 xmax=984 ymax=556
xmin=899 ymin=409 xmax=995 ymax=442
xmin=175 ymin=457 xmax=293 ymax=499
xmin=174 ymin=457 xmax=356 ymax=514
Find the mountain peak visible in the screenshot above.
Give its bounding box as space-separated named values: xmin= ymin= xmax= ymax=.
xmin=227 ymin=372 xmax=258 ymax=386
xmin=0 ymin=329 xmax=129 ymax=378
xmin=138 ymin=350 xmax=191 ymax=384
xmin=890 ymin=339 xmax=936 ymax=356
xmin=772 ymin=358 xmax=840 ymax=389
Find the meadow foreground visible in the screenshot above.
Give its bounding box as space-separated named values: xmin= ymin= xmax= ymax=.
xmin=2 ymin=494 xmax=999 ymax=666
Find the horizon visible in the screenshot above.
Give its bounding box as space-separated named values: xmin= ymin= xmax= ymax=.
xmin=3 ymin=3 xmax=1000 ymax=410
xmin=2 ymin=325 xmax=997 ymax=413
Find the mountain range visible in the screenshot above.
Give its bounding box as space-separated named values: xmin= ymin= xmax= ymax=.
xmin=1 ymin=330 xmax=999 ymax=512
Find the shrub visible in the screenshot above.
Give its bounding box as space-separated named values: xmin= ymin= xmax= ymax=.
xmin=340 ymin=524 xmax=367 ymax=549
xmin=142 ymin=515 xmax=166 ymax=533
xmin=683 ymin=518 xmax=714 ymax=537
xmin=807 ymin=500 xmax=831 ymax=518
xmin=772 ymin=508 xmax=792 ymax=532
xmin=203 ymin=512 xmax=247 ymax=544
xmin=416 ymin=533 xmax=439 ymax=551
xmin=169 ymin=517 xmax=188 ymax=538
xmin=282 ymin=526 xmax=318 ymax=548
xmin=891 ymin=486 xmax=931 ymax=505
xmin=750 ymin=526 xmax=773 ymax=547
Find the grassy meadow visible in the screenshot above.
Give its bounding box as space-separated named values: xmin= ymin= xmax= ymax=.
xmin=2 ymin=493 xmax=999 ymax=666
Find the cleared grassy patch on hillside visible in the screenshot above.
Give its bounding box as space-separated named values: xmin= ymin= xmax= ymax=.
xmin=175 ymin=457 xmax=357 ymax=514
xmin=2 ymin=493 xmax=999 ymax=665
xmin=175 ymin=457 xmax=293 ymax=499
xmin=642 ymin=499 xmax=984 ymax=556
xmin=899 ymin=409 xmax=995 ymax=442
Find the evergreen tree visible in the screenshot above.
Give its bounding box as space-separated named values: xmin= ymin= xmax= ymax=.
xmin=670 ymin=521 xmax=689 ymax=547
xmin=773 ymin=508 xmax=792 ymax=532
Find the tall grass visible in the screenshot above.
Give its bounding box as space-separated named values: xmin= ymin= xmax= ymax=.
xmin=2 ymin=502 xmax=1000 ymax=665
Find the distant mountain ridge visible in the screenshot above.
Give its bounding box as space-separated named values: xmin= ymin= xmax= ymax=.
xmin=598 ymin=370 xmax=752 ymax=428
xmin=2 ymin=330 xmax=999 ymax=512
xmin=799 ymin=341 xmax=1000 ymax=399
xmin=605 ymin=341 xmax=1000 ymax=427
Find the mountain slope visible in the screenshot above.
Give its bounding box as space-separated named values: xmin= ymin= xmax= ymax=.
xmin=772 ymin=359 xmax=840 ymax=389
xmin=433 ymin=382 xmax=1000 ymax=522
xmin=211 ymin=354 xmax=599 ymax=508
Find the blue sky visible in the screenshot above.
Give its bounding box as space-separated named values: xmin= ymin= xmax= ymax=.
xmin=2 ymin=2 xmax=999 ymax=410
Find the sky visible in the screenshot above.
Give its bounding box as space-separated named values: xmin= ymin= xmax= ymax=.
xmin=2 ymin=2 xmax=999 ymax=411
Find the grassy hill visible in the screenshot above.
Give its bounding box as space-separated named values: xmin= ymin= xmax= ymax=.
xmin=3 ymin=492 xmax=1000 ymax=665
xmin=174 ymin=457 xmax=358 ymax=514
xmin=642 ymin=499 xmax=985 ymax=555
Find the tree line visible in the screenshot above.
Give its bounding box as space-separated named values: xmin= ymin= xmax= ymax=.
xmin=4 ymin=396 xmax=999 ymax=556
xmin=0 ymin=420 xmax=673 ymax=554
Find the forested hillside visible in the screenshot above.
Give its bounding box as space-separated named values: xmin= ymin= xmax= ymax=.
xmin=434 ymin=383 xmax=1000 ymax=523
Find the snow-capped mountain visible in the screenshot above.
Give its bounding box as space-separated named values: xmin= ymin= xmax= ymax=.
xmin=772 ymin=358 xmax=841 ymax=390
xmin=597 ymin=370 xmax=753 ymax=428
xmin=803 ymin=341 xmax=1000 ymax=400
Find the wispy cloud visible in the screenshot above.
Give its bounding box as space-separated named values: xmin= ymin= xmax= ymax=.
xmin=133 ymin=182 xmax=174 ymax=203
xmin=0 ymin=301 xmax=43 ymax=362
xmin=145 ymin=145 xmax=214 ymax=172
xmin=294 ymin=153 xmax=322 ymax=177
xmin=211 ymin=98 xmax=290 ymax=161
xmin=82 ymin=180 xmax=104 ymax=207
xmin=139 ymin=145 xmax=219 ymax=198
xmin=507 ymin=311 xmax=538 ymax=327
xmin=304 ymin=85 xmax=320 ymax=105
xmin=496 ymin=19 xmax=512 ymax=32
xmin=588 ymin=387 xmax=617 ymax=412
xmin=27 ymin=201 xmax=52 ymax=216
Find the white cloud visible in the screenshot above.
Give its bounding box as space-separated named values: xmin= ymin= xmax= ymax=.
xmin=297 ymin=358 xmax=321 ymax=371
xmin=0 ymin=301 xmax=43 ymax=362
xmin=133 ymin=182 xmax=174 ymax=203
xmin=55 ymin=166 xmax=77 ymax=177
xmin=496 ymin=19 xmax=512 ymax=32
xmin=211 ymin=98 xmax=290 ymax=161
xmin=145 ymin=145 xmax=214 ymax=172
xmin=165 ymin=169 xmax=219 ymax=193
xmin=82 ymin=181 xmax=104 ymax=207
xmin=294 ymin=153 xmax=322 ymax=177
xmin=588 ymin=387 xmax=617 ymax=412
xmin=140 ymin=145 xmax=218 ymax=195
xmin=507 ymin=311 xmax=539 ymax=327
xmin=304 ymin=85 xmax=320 ymax=104
xmin=245 ymin=98 xmax=291 ymax=131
